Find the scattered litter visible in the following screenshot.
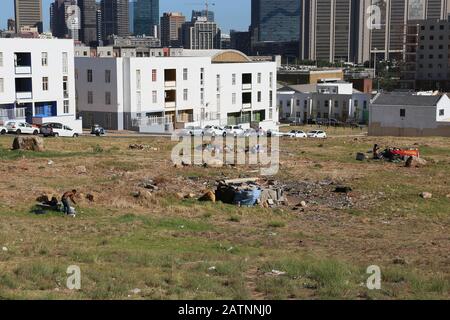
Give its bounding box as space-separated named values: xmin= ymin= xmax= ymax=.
xmin=355 ymin=153 xmax=367 ymax=161
xmin=420 ymin=192 xmax=432 ymax=199
xmin=86 ymin=194 xmax=94 ymax=202
xmin=208 ymin=266 xmax=216 ymax=271
xmin=75 ymin=165 xmax=87 ymax=175
xmin=393 ymin=257 xmax=407 ymax=265
xmin=130 ymin=288 xmax=141 ymax=294
xmin=334 ymin=186 xmax=353 ymax=193
xmin=199 ymin=190 xmax=216 ymax=202
xmin=2 ymin=247 xmax=8 ymax=252
xmin=405 ymin=156 xmax=427 ymax=168
xmin=47 ymin=160 xmax=54 ymax=165
xmin=266 ymin=270 xmax=286 ymax=276
xmin=227 ymin=246 xmax=234 ymax=251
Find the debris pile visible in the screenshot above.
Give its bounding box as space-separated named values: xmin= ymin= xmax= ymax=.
xmin=12 ymin=136 xmax=44 ymax=152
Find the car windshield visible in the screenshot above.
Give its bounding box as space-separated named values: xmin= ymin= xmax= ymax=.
xmin=6 ymin=122 xmax=15 ymax=126
xmin=309 ymin=131 xmax=318 ymax=134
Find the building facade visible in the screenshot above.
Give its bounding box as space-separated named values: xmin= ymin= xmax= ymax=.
xmin=50 ymin=0 xmax=79 ymax=41
xmin=181 ymin=17 xmax=221 ymax=50
xmin=369 ymin=92 xmax=450 ymax=136
xmin=278 ymin=81 xmax=370 ymax=123
xmin=161 ymin=12 xmax=186 ymax=47
xmin=0 ymin=39 xmax=81 ymax=130
xmin=14 ymin=0 xmax=43 ymax=33
xmin=134 ymin=0 xmax=159 ymax=37
xmin=78 ymin=0 xmax=98 ymax=46
xmin=101 ymin=0 xmax=129 ymax=42
xmin=191 ymin=10 xmax=215 ymax=22
xmin=75 ymin=50 xmax=278 ymax=132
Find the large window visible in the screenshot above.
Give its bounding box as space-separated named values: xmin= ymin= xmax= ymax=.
xmin=0 ymin=78 xmax=3 ymax=92
xmin=152 ymin=69 xmax=157 ymax=82
xmin=152 ymin=90 xmax=157 ymax=103
xmin=136 ymin=70 xmax=141 ymax=89
xmin=400 ymin=109 xmax=406 ymax=117
xmin=439 ymin=109 xmax=445 ymax=116
xmin=232 ymin=93 xmax=236 ymax=105
xmin=232 ymin=74 xmax=236 ymax=85
xmin=62 ymin=52 xmax=68 ymax=74
xmin=87 ymin=69 xmax=93 ymax=82
xmin=63 ymin=76 xmax=68 ymax=98
xmin=64 ymin=100 xmax=69 ymax=113
xmin=183 ymin=89 xmax=188 ymax=101
xmin=183 ymin=68 xmax=188 ymax=81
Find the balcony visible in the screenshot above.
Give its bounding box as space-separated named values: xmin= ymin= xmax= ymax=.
xmin=14 ymin=52 xmax=32 ymax=74
xmin=164 ymin=81 xmax=176 ymax=88
xmin=242 ymin=83 xmax=252 ymax=90
xmin=242 ymin=103 xmax=252 ymax=109
xmin=164 ymin=69 xmax=176 ymax=88
xmin=15 ymin=78 xmax=33 ymax=100
xmin=242 ymin=73 xmax=252 ymax=90
xmin=165 ymin=101 xmax=176 ymax=109
xmin=165 ymin=89 xmax=176 ymax=110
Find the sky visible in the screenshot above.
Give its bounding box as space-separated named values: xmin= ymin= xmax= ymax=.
xmin=0 ymin=0 xmax=251 ymax=34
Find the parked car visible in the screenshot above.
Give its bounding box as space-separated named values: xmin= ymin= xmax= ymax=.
xmin=307 ymin=130 xmax=327 ymax=138
xmin=6 ymin=121 xmax=39 ymax=135
xmin=266 ymin=130 xmax=286 ymax=137
xmin=203 ymin=125 xmax=226 ymax=137
xmin=40 ymin=122 xmax=80 ymax=137
xmin=286 ymin=130 xmax=307 ymax=138
xmin=0 ymin=125 xmax=7 ymax=135
xmin=178 ymin=126 xmax=204 ymax=136
xmin=91 ymin=124 xmax=106 ymax=136
xmin=224 ymin=125 xmax=245 ymax=137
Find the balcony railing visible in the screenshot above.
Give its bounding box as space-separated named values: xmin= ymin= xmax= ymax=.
xmin=242 ymin=83 xmax=252 ymax=90
xmin=242 ymin=103 xmax=252 ymax=109
xmin=164 ymin=81 xmax=176 ymax=87
xmin=15 ymin=66 xmax=32 ymax=74
xmin=16 ymin=92 xmax=32 ymax=99
xmin=165 ymin=101 xmax=176 ymax=109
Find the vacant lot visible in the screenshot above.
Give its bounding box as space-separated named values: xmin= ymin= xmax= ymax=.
xmin=0 ymin=129 xmax=449 ymax=300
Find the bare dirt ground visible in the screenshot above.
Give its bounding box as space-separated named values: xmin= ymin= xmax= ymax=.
xmin=0 ymin=129 xmax=449 ymax=299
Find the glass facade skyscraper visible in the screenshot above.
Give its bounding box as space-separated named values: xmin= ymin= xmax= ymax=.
xmin=251 ymin=0 xmax=301 ymax=42
xmin=134 ymin=0 xmax=160 ymax=36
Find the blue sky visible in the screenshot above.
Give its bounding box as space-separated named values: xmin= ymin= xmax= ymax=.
xmin=0 ymin=0 xmax=251 ymax=34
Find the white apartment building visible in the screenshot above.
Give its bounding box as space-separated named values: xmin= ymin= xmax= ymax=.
xmin=277 ymin=82 xmax=370 ymax=124
xmin=0 ymin=38 xmax=81 ymax=129
xmin=75 ymin=50 xmax=278 ymax=133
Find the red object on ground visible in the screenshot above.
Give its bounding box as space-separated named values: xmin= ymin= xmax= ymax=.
xmin=390 ymin=148 xmax=420 ymax=158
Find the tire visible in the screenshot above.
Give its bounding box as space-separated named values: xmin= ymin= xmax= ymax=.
xmin=0 ymin=129 xmax=5 ymax=135
xmin=16 ymin=129 xmax=21 ymax=135
xmin=33 ymin=130 xmax=38 ymax=135
xmin=54 ymin=133 xmax=59 ymax=137
xmin=222 ymin=132 xmax=227 ymax=137
xmin=73 ymin=133 xmax=79 ymax=138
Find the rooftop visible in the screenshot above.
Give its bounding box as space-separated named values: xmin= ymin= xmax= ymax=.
xmin=372 ymin=93 xmax=443 ymax=106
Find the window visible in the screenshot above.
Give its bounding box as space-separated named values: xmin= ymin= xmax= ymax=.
xmin=105 ymin=70 xmax=111 ymax=83
xmin=232 ymin=73 xmax=236 ymax=85
xmin=269 ymin=72 xmax=273 ymax=88
xmin=42 ymin=77 xmax=48 ymax=91
xmin=0 ymin=52 xmax=3 ymax=67
xmin=0 ymin=78 xmax=3 ymax=92
xmin=88 ymin=91 xmax=93 ymax=104
xmin=62 ymin=52 xmax=68 ymax=74
xmin=183 ymin=68 xmax=188 ymax=80
xmin=216 ymin=94 xmax=221 ymax=112
xmin=152 ymin=69 xmax=157 ymax=82
xmin=136 ymin=70 xmax=141 ymax=89
xmin=269 ymin=108 xmax=273 ymax=120
xmin=183 ymin=89 xmax=188 ymax=101
xmin=200 ymin=88 xmax=204 ymax=105
xmin=200 ymin=68 xmax=204 ymax=85
xmin=257 ymin=73 xmax=261 ymax=84
xmin=41 ymin=52 xmax=48 ymax=66
xmin=63 ymin=100 xmax=69 ymax=113
xmin=87 ymin=69 xmax=93 ymax=82
xmin=152 ymin=90 xmax=157 ymax=103
xmin=270 ymin=91 xmax=273 ymax=107
xmin=63 ymin=76 xmax=68 ymax=98
xmin=136 ymin=92 xmax=141 ymax=111
xmin=334 ymin=101 xmax=338 ymax=108
xmin=296 ymin=99 xmax=300 ymax=106
xmin=257 ymin=91 xmax=261 ymax=102
xmin=216 ymin=74 xmax=220 ymax=91
xmin=105 ymin=92 xmax=111 ymax=105
xmin=232 ymin=93 xmax=236 ymax=105
xmin=400 ymin=109 xmax=406 ymax=117
xmin=354 ymin=100 xmax=359 ymax=107
xmin=439 ymin=109 xmax=445 ymax=116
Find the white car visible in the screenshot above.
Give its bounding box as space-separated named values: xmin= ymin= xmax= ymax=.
xmin=203 ymin=125 xmax=226 ymax=137
xmin=40 ymin=122 xmax=81 ymax=137
xmin=307 ymin=130 xmax=327 ymax=138
xmin=267 ymin=130 xmax=287 ymax=137
xmin=177 ymin=126 xmax=204 ymax=137
xmin=0 ymin=126 xmax=7 ymax=135
xmin=6 ymin=121 xmax=39 ymax=135
xmin=224 ymin=125 xmax=245 ymax=137
xmin=287 ymin=130 xmax=307 ymax=138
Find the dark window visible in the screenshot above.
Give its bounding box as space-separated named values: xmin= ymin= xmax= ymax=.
xmin=400 ymin=109 xmax=406 ymax=117
xmin=439 ymin=109 xmax=445 ymax=116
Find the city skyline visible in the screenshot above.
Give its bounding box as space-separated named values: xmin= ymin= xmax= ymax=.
xmin=0 ymin=0 xmax=251 ymax=33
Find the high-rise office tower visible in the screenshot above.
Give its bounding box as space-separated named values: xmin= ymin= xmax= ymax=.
xmin=50 ymin=0 xmax=79 ymax=40
xmin=134 ymin=0 xmax=159 ymax=36
xmin=14 ymin=0 xmax=43 ymax=33
xmin=161 ymin=12 xmax=186 ymax=47
xmin=192 ymin=10 xmax=215 ymax=22
xmin=101 ymin=0 xmax=129 ymax=41
xmin=251 ymin=0 xmax=301 ymax=43
xmin=305 ymin=0 xmax=353 ymax=62
xmin=129 ymin=0 xmax=135 ymax=35
xmin=77 ymin=0 xmax=98 ymax=46
xmin=181 ymin=17 xmax=221 ymax=49
xmin=96 ymin=3 xmax=102 ymax=45
xmin=7 ymin=19 xmax=16 ymax=32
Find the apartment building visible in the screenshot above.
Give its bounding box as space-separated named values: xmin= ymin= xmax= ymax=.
xmin=0 ymin=38 xmax=81 ymax=130
xmin=75 ymin=50 xmax=278 ymax=133
xmin=277 ymin=81 xmax=370 ymax=123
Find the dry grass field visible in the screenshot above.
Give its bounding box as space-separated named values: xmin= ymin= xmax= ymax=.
xmin=0 ymin=128 xmax=449 ymax=299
